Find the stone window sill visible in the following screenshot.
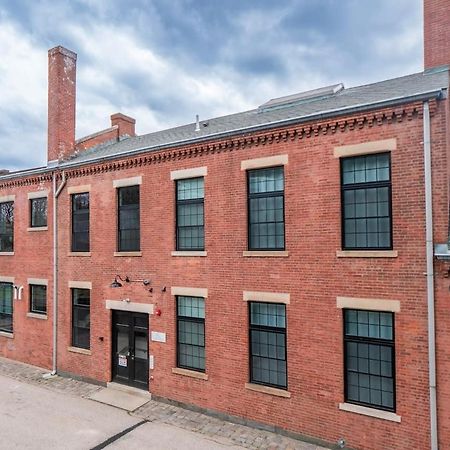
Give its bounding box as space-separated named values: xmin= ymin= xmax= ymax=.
xmin=243 ymin=251 xmax=289 ymax=257
xmin=0 ymin=331 xmax=13 ymax=339
xmin=245 ymin=383 xmax=291 ymax=398
xmin=27 ymin=227 xmax=48 ymax=232
xmin=339 ymin=403 xmax=401 ymax=423
xmin=27 ymin=312 xmax=48 ymax=320
xmin=0 ymin=252 xmax=14 ymax=256
xmin=68 ymin=252 xmax=92 ymax=257
xmin=171 ymin=251 xmax=207 ymax=257
xmin=336 ymin=250 xmax=398 ymax=258
xmin=67 ymin=346 xmax=92 ymax=356
xmin=114 ymin=251 xmax=142 ymax=257
xmin=172 ymin=367 xmax=208 ymax=380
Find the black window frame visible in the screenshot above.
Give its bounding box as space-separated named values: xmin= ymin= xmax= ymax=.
xmin=176 ymin=295 xmax=206 ymax=373
xmin=117 ymin=185 xmax=140 ymax=252
xmin=175 ymin=177 xmax=205 ymax=251
xmin=247 ymin=166 xmax=285 ymax=251
xmin=340 ymin=153 xmax=393 ymax=251
xmin=71 ymin=288 xmax=90 ymax=350
xmin=30 ymin=197 xmax=48 ymax=228
xmin=71 ymin=193 xmax=90 ymax=252
xmin=29 ymin=284 xmax=47 ymax=315
xmin=0 ymin=282 xmax=13 ymax=333
xmin=0 ymin=201 xmax=14 ymax=253
xmin=249 ymin=301 xmax=287 ymax=390
xmin=343 ymin=309 xmax=396 ymax=412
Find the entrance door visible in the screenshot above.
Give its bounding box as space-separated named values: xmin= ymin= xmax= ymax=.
xmin=112 ymin=311 xmax=149 ymax=390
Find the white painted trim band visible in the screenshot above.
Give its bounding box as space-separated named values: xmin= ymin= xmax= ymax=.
xmin=241 ymin=154 xmax=288 ymax=171
xmin=334 ymin=138 xmax=396 ymax=158
xmin=113 ymin=176 xmax=142 ymax=188
xmin=243 ymin=291 xmax=290 ymax=304
xmin=170 ymin=166 xmax=207 ymax=180
xmin=336 ymin=296 xmax=400 ymax=312
xmin=171 ymin=286 xmax=208 ymax=298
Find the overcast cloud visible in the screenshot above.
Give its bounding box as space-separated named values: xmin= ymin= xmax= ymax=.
xmin=0 ymin=0 xmax=423 ymax=170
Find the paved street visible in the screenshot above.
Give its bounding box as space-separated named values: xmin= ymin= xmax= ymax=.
xmin=0 ymin=357 xmax=328 ymax=450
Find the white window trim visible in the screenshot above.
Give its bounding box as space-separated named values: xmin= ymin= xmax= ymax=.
xmin=170 ymin=166 xmax=207 ymax=180
xmin=243 ymin=290 xmax=290 ymax=304
xmin=171 ymin=286 xmax=208 ymax=298
xmin=113 ymin=176 xmax=142 ymax=188
xmin=0 ymin=276 xmax=14 ymax=283
xmin=336 ymin=296 xmax=400 ymax=313
xmin=28 ymin=190 xmax=50 ymax=199
xmin=333 ymin=138 xmax=396 ymax=158
xmin=27 ymin=278 xmax=48 ymax=286
xmin=339 ymin=402 xmax=401 ymax=423
xmin=0 ymin=195 xmax=15 ymax=203
xmin=241 ymin=154 xmax=288 ymax=171
xmin=105 ymin=299 xmax=154 ymax=314
xmin=69 ymin=281 xmax=92 ymax=290
xmin=68 ymin=185 xmax=91 ymax=194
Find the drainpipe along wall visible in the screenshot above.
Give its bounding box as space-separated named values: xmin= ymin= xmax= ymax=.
xmin=50 ymin=171 xmax=66 ymax=375
xmin=423 ymin=101 xmax=438 ymax=450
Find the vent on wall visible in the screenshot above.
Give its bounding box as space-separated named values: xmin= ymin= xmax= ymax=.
xmin=258 ymin=83 xmax=344 ymax=112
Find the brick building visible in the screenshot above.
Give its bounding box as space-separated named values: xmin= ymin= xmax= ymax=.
xmin=0 ymin=1 xmax=449 ymax=449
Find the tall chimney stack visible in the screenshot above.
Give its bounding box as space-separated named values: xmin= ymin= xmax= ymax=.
xmin=424 ymin=0 xmax=450 ymax=70
xmin=47 ymin=46 xmax=77 ymax=164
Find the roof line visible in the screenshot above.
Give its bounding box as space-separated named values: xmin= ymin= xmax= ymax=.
xmin=0 ymin=87 xmax=444 ymax=182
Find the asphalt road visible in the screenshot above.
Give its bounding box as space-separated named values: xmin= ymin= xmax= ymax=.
xmin=0 ymin=374 xmax=243 ymax=449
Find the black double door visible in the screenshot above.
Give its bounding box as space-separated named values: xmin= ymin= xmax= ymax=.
xmin=112 ymin=311 xmax=149 ymax=390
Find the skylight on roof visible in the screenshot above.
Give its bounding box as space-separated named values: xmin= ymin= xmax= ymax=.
xmin=258 ymin=83 xmax=344 ymax=112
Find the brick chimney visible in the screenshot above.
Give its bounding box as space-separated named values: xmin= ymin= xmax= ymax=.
xmin=424 ymin=0 xmax=450 ymax=70
xmin=47 ymin=46 xmax=77 ymax=164
xmin=111 ymin=113 xmax=136 ymax=138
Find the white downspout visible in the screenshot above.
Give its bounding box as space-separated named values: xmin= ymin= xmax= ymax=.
xmin=423 ymin=101 xmax=438 ymax=450
xmin=44 ymin=171 xmax=66 ymax=378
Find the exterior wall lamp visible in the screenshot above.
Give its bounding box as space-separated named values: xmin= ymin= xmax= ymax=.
xmin=110 ymin=275 xmax=151 ymax=289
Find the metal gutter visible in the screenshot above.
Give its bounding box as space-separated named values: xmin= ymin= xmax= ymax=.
xmin=423 ymin=101 xmax=438 ymax=450
xmin=0 ymin=88 xmax=445 ymax=182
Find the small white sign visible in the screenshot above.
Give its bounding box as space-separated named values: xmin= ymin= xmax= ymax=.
xmin=149 ymin=355 xmax=154 ymax=370
xmin=118 ymin=355 xmax=127 ymax=367
xmin=151 ymin=331 xmax=166 ymax=343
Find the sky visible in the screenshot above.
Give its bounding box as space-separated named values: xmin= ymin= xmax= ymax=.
xmin=0 ymin=0 xmax=423 ymax=171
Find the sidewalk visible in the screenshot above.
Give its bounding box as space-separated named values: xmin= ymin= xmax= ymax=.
xmin=0 ymin=357 xmax=330 ymax=450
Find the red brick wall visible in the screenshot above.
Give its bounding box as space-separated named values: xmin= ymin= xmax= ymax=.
xmin=0 ymin=100 xmax=449 ymax=450
xmin=424 ymin=0 xmax=450 ymax=69
xmin=0 ymin=182 xmax=53 ymax=369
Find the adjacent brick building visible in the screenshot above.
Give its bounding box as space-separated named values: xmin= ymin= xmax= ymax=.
xmin=0 ymin=1 xmax=449 ymax=449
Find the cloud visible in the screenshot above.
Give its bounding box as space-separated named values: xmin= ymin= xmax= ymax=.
xmin=0 ymin=0 xmax=423 ymax=171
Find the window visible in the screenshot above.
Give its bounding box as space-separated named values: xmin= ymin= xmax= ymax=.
xmin=71 ymin=193 xmax=89 ymax=252
xmin=176 ymin=178 xmax=204 ymax=251
xmin=249 ymin=302 xmax=287 ymax=389
xmin=118 ymin=186 xmax=140 ymax=252
xmin=344 ymin=309 xmax=395 ymax=411
xmin=0 ymin=282 xmax=13 ymax=333
xmin=72 ymin=288 xmax=90 ymax=349
xmin=341 ymin=153 xmax=392 ymax=250
xmin=30 ymin=285 xmax=47 ymax=315
xmin=248 ymin=167 xmax=285 ymax=250
xmin=30 ymin=197 xmax=47 ymax=228
xmin=0 ymin=201 xmax=13 ymax=252
xmin=176 ymin=296 xmax=205 ymax=372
